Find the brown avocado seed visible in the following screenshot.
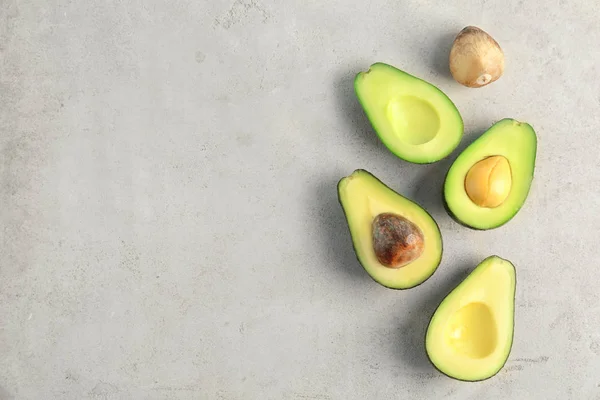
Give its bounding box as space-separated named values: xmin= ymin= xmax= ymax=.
xmin=449 ymin=26 xmax=505 ymax=88
xmin=372 ymin=213 xmax=425 ymax=268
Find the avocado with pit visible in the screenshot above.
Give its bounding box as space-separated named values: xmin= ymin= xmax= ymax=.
xmin=444 ymin=118 xmax=537 ymax=230
xmin=354 ymin=62 xmax=464 ymax=164
xmin=338 ymin=169 xmax=443 ymax=289
xmin=425 ymin=255 xmax=516 ymax=381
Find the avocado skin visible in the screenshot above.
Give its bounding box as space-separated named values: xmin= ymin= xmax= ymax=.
xmin=442 ymin=194 xmax=515 ymax=231
xmin=354 ymin=81 xmax=449 ymax=166
xmin=336 ymin=169 xmax=444 ymax=290
xmin=442 ymin=118 xmax=537 ymax=230
xmin=423 ymin=255 xmax=517 ymax=381
xmin=441 ymin=155 xmax=488 ymax=231
xmin=442 ymin=185 xmax=532 ymax=231
xmin=353 ymin=63 xmax=464 ymax=165
xmin=442 ymin=192 xmax=487 ymax=231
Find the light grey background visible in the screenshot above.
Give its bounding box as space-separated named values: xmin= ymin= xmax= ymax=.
xmin=1 ymin=0 xmax=599 ymax=399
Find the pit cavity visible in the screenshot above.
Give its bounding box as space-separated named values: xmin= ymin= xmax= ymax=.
xmin=386 ymin=96 xmax=440 ymax=145
xmin=445 ymin=302 xmax=497 ymax=359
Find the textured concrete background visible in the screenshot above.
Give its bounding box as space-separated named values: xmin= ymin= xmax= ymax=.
xmin=1 ymin=0 xmax=599 ymax=399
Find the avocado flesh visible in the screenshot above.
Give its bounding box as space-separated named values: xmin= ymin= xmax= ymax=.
xmin=425 ymin=256 xmax=516 ymax=381
xmin=338 ymin=169 xmax=443 ymax=289
xmin=354 ymin=63 xmax=464 ymax=164
xmin=444 ymin=118 xmax=537 ymax=230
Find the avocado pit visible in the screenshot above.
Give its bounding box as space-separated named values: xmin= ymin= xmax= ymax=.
xmin=464 ymin=155 xmax=512 ymax=208
xmin=372 ymin=213 xmax=425 ymax=268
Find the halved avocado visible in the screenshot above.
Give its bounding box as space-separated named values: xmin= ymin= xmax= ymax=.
xmin=337 ymin=169 xmax=443 ymax=289
xmin=354 ymin=62 xmax=464 ymax=164
xmin=425 ymin=255 xmax=516 ymax=381
xmin=444 ymin=118 xmax=537 ymax=230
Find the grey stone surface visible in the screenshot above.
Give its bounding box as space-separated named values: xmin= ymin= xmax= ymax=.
xmin=1 ymin=0 xmax=599 ymax=398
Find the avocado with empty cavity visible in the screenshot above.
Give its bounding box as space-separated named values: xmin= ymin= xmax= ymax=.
xmin=338 ymin=169 xmax=443 ymax=289
xmin=444 ymin=118 xmax=537 ymax=230
xmin=425 ymin=255 xmax=516 ymax=381
xmin=354 ymin=62 xmax=464 ymax=164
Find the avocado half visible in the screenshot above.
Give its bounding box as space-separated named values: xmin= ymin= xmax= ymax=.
xmin=444 ymin=118 xmax=537 ymax=230
xmin=354 ymin=63 xmax=464 ymax=164
xmin=337 ymin=169 xmax=443 ymax=289
xmin=425 ymin=255 xmax=516 ymax=381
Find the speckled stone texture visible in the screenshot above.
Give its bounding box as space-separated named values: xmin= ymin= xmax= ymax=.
xmin=1 ymin=0 xmax=599 ymax=399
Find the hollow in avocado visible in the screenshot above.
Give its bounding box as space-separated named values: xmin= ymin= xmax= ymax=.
xmin=444 ymin=118 xmax=537 ymax=230
xmin=337 ymin=169 xmax=443 ymax=289
xmin=425 ymin=255 xmax=516 ymax=381
xmin=354 ymin=63 xmax=464 ymax=164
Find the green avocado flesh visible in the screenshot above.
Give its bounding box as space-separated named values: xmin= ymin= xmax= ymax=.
xmin=425 ymin=255 xmax=516 ymax=381
xmin=444 ymin=118 xmax=537 ymax=230
xmin=354 ymin=63 xmax=464 ymax=164
xmin=338 ymin=169 xmax=442 ymax=289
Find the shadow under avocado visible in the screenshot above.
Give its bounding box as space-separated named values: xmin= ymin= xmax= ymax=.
xmin=315 ymin=174 xmax=373 ymax=283
xmin=410 ymin=128 xmax=483 ymax=219
xmin=431 ymin=31 xmax=459 ymax=79
xmin=393 ymin=264 xmax=474 ymax=372
xmin=411 ymin=157 xmax=455 ymax=217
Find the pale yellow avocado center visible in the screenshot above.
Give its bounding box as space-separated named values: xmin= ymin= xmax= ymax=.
xmin=386 ymin=96 xmax=440 ymax=145
xmin=444 ymin=302 xmax=497 ymax=359
xmin=464 ymin=155 xmax=512 ymax=208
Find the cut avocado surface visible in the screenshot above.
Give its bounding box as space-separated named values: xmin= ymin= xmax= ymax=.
xmin=425 ymin=255 xmax=516 ymax=381
xmin=444 ymin=118 xmax=537 ymax=230
xmin=354 ymin=62 xmax=464 ymax=164
xmin=337 ymin=169 xmax=443 ymax=289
